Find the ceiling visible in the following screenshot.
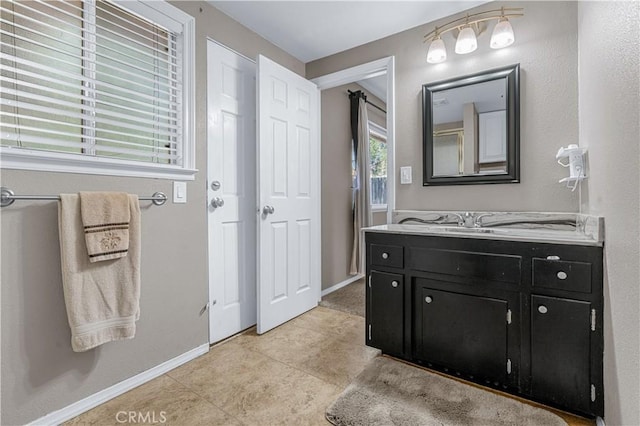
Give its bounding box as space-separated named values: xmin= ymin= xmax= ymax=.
xmin=433 ymin=78 xmax=506 ymax=124
xmin=207 ymin=1 xmax=489 ymax=63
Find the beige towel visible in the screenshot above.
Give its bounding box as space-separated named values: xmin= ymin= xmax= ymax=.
xmin=59 ymin=194 xmax=141 ymax=352
xmin=79 ymin=191 xmax=130 ymax=263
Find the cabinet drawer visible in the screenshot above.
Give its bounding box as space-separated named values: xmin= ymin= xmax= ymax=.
xmin=410 ymin=248 xmax=521 ymax=284
xmin=370 ymin=244 xmax=404 ymax=269
xmin=533 ymin=258 xmax=592 ymax=293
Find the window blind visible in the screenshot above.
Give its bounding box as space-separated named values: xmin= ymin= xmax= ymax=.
xmin=1 ymin=0 xmax=182 ymax=165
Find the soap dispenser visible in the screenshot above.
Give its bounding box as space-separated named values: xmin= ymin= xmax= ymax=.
xmin=556 ymin=144 xmax=587 ymax=191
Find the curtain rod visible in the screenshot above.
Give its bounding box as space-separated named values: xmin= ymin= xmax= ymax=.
xmin=347 ymin=90 xmax=387 ymax=114
xmin=0 ymin=187 xmax=168 ymax=208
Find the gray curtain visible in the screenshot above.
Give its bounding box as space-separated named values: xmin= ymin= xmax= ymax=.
xmin=350 ymin=99 xmax=372 ymax=275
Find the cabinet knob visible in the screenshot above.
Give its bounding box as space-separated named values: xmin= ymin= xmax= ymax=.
xmin=391 ymin=280 xmax=398 ymax=288
xmin=381 ymin=252 xmax=389 ymax=259
xmin=425 ymin=296 xmax=433 ymax=303
xmin=546 ymin=255 xmax=560 ymax=260
xmin=556 ymin=271 xmax=568 ymax=280
xmin=538 ymin=305 xmax=548 ymax=314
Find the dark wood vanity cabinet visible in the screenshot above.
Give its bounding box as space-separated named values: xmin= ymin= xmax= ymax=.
xmin=368 ymin=271 xmax=404 ymax=356
xmin=365 ymin=231 xmax=603 ymax=418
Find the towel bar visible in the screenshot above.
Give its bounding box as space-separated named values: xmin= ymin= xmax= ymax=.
xmin=0 ymin=187 xmax=167 ymax=207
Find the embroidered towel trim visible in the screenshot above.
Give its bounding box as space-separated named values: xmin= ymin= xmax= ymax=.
xmin=58 ymin=194 xmax=141 ymax=352
xmin=80 ymin=191 xmax=130 ymax=262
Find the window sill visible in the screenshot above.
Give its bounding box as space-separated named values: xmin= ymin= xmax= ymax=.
xmin=0 ymin=148 xmax=197 ymax=181
xmin=371 ymin=205 xmax=388 ymax=213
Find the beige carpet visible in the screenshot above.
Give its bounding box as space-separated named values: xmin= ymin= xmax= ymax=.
xmin=326 ymin=357 xmax=568 ymax=426
xmin=320 ymin=279 xmax=365 ymax=317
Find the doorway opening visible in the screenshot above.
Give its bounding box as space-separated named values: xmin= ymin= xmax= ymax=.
xmin=311 ymin=57 xmax=395 ymax=311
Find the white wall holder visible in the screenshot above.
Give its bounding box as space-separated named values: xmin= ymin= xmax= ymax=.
xmin=556 ymin=144 xmax=587 ymax=191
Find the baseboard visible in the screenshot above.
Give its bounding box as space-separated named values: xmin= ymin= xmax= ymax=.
xmin=29 ymin=343 xmax=209 ymax=426
xmin=321 ymin=274 xmax=364 ymax=297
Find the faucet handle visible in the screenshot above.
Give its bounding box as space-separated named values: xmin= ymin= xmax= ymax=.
xmin=474 ymin=213 xmax=492 ymax=228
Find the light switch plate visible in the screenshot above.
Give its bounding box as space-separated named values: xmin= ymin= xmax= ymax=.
xmin=400 ymin=166 xmax=412 ymax=184
xmin=173 ymin=181 xmax=187 ymax=203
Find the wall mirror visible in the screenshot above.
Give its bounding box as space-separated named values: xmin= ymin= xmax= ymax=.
xmin=422 ymin=64 xmax=520 ymax=185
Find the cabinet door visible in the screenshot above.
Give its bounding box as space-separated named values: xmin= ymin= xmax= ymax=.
xmin=478 ymin=110 xmax=506 ymax=163
xmin=368 ymin=271 xmax=404 ymax=355
xmin=531 ymin=295 xmax=592 ymax=413
xmin=416 ymin=287 xmax=509 ymax=384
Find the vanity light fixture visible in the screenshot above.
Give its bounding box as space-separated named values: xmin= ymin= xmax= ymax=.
xmin=455 ymin=25 xmax=478 ymax=54
xmin=426 ymin=33 xmax=447 ymax=63
xmin=424 ymin=7 xmax=523 ymax=64
xmin=490 ymin=16 xmax=516 ymax=49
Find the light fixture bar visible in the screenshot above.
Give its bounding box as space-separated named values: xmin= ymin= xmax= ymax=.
xmin=423 ymin=8 xmax=523 ymax=43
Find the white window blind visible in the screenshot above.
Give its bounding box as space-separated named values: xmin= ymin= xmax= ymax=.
xmin=0 ymin=0 xmax=195 ymax=178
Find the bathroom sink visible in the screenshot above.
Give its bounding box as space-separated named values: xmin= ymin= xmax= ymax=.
xmin=436 ymin=227 xmax=496 ymax=234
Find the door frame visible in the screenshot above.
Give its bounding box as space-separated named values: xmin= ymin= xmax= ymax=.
xmin=311 ymin=56 xmax=396 ymax=224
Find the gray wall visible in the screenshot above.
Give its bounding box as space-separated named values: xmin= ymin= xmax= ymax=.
xmin=0 ymin=2 xmax=304 ymax=424
xmin=321 ymin=83 xmax=387 ymax=290
xmin=578 ymin=2 xmax=640 ymax=424
xmin=307 ymin=1 xmax=580 ymax=213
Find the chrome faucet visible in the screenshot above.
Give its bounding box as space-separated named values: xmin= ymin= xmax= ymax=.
xmin=451 ymin=212 xmax=475 ymax=228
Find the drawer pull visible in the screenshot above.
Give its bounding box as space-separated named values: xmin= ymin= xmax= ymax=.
xmin=425 ymin=296 xmax=433 ymax=304
xmin=538 ymin=305 xmax=548 ymax=314
xmin=381 ymin=252 xmax=389 ymax=259
xmin=557 ymin=271 xmax=568 ymax=280
xmin=391 ymin=281 xmax=399 ymax=288
xmin=546 ymin=255 xmax=560 ymax=260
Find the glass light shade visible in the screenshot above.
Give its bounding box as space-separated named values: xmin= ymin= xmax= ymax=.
xmin=427 ymin=37 xmax=447 ymax=64
xmin=490 ymin=17 xmax=515 ymax=49
xmin=455 ymin=26 xmax=477 ymax=54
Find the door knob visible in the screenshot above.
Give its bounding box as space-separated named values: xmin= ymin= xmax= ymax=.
xmin=262 ymin=205 xmax=275 ymax=215
xmin=211 ymin=197 xmax=224 ymax=208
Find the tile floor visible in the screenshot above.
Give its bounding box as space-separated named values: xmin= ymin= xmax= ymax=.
xmin=66 ymin=306 xmax=379 ymax=425
xmin=66 ymin=304 xmax=593 ymax=426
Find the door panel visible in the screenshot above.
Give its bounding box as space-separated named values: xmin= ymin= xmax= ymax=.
xmin=531 ymin=295 xmax=592 ymax=413
xmin=207 ymin=42 xmax=256 ymax=343
xmin=257 ymin=55 xmax=320 ymax=334
xmin=416 ymin=286 xmax=508 ymax=384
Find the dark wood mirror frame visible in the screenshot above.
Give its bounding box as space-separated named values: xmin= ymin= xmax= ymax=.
xmin=422 ymin=64 xmax=520 ymax=186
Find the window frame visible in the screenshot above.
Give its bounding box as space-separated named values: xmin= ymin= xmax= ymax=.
xmin=0 ymin=0 xmax=196 ymax=180
xmin=368 ymin=121 xmax=387 ymax=212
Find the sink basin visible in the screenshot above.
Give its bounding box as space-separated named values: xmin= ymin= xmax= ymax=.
xmin=436 ymin=227 xmax=496 ymax=234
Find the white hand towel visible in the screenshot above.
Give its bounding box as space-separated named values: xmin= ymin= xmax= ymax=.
xmin=58 ymin=193 xmax=141 ymax=352
xmin=79 ymin=191 xmax=130 ymax=263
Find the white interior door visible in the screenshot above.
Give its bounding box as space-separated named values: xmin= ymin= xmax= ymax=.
xmin=257 ymin=55 xmax=320 ymax=334
xmin=207 ymin=41 xmax=256 ymax=343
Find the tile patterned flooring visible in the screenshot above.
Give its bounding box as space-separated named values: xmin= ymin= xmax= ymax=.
xmin=66 ymin=304 xmax=593 ymax=425
xmin=66 ymin=306 xmax=380 ymax=425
